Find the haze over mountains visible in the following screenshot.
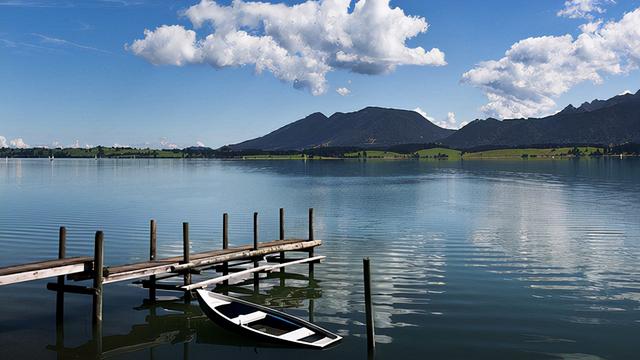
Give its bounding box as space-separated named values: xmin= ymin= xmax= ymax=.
xmin=230 ymin=90 xmax=640 ymax=151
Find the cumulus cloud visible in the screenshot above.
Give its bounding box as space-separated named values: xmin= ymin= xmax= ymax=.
xmin=462 ymin=7 xmax=640 ymax=119
xmin=414 ymin=108 xmax=466 ymax=129
xmin=557 ymin=0 xmax=614 ymax=20
xmin=336 ymin=87 xmax=351 ymax=96
xmin=196 ymin=140 xmax=206 ymax=147
xmin=0 ymin=136 xmax=7 ymax=148
xmin=127 ymin=0 xmax=446 ymax=95
xmin=9 ymin=138 xmax=29 ymax=148
xmin=434 ymin=112 xmax=455 ymax=129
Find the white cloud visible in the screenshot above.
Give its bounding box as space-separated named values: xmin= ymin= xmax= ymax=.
xmin=160 ymin=137 xmax=178 ymax=149
xmin=619 ymin=89 xmax=632 ymax=95
xmin=336 ymin=87 xmax=351 ymax=96
xmin=414 ymin=108 xmax=465 ymax=129
xmin=462 ymin=7 xmax=640 ymax=119
xmin=196 ymin=140 xmax=206 ymax=147
xmin=0 ymin=136 xmax=7 ymax=148
xmin=9 ymin=138 xmax=29 ymax=148
xmin=557 ymin=0 xmax=614 ymax=20
xmin=413 ymin=107 xmax=436 ymax=122
xmin=70 ymin=139 xmax=81 ymax=148
xmin=434 ymin=112 xmax=460 ymax=129
xmin=128 ymin=0 xmax=446 ymax=95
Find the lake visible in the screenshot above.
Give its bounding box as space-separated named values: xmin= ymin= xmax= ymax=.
xmin=1 ymin=158 xmax=639 ymax=359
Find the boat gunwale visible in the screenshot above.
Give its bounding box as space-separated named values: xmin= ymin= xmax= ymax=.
xmin=196 ymin=290 xmax=342 ymax=349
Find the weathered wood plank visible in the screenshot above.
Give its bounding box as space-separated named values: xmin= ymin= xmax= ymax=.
xmin=183 ymin=255 xmax=325 ymax=291
xmin=103 ymin=262 xmax=178 ymax=284
xmin=0 ymin=256 xmax=92 ymax=276
xmin=170 ymin=240 xmax=322 ymax=272
xmin=0 ymin=261 xmax=91 ymax=285
xmin=103 ymin=240 xmax=321 ymax=284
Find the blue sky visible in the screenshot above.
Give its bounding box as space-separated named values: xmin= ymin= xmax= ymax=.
xmin=1 ymin=0 xmax=639 ymax=148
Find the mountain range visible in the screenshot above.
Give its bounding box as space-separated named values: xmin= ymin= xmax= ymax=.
xmin=230 ymin=89 xmax=640 ymax=151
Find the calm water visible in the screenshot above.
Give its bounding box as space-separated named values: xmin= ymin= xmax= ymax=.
xmin=1 ymin=158 xmax=639 ymax=359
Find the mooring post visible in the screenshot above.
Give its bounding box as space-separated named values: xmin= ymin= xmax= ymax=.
xmin=149 ymin=219 xmax=157 ymax=301
xmin=308 ymin=208 xmax=315 ymax=279
xmin=92 ymin=231 xmax=104 ymax=357
xmin=279 ymin=208 xmax=286 ymax=286
xmin=222 ymin=213 xmax=229 ymax=286
xmin=363 ymin=257 xmax=375 ymax=352
xmin=182 ymin=222 xmax=191 ymax=287
xmin=56 ymin=226 xmax=66 ymax=357
xmin=92 ymin=231 xmax=104 ymax=326
xmin=253 ymin=212 xmax=259 ymax=293
xmin=56 ymin=226 xmax=66 ymax=324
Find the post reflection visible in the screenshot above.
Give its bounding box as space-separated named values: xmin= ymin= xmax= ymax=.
xmin=49 ymin=271 xmax=321 ymax=359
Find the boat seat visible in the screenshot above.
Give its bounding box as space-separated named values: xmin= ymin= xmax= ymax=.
xmin=234 ymin=311 xmax=267 ymax=325
xmin=312 ymin=337 xmax=336 ymax=347
xmin=280 ymin=327 xmax=315 ymax=341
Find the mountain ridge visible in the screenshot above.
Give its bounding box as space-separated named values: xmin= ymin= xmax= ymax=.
xmin=230 ymin=106 xmax=454 ymax=150
xmin=229 ymin=89 xmax=640 ymax=151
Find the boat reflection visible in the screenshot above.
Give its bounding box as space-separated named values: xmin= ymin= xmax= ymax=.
xmin=48 ymin=272 xmax=322 ymax=359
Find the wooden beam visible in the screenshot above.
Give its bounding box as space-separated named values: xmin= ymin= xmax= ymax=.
xmin=183 ymin=255 xmax=325 ymax=291
xmin=170 ymin=240 xmax=322 ymax=272
xmin=0 ymin=257 xmax=92 ymax=286
xmin=103 ymin=239 xmax=321 ymax=284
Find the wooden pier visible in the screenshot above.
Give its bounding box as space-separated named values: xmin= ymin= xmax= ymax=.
xmin=0 ymin=208 xmax=322 ymax=330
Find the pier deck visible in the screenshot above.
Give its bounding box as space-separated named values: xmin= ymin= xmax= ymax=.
xmin=0 ymin=256 xmax=93 ymax=286
xmin=0 ymin=208 xmax=321 ymax=331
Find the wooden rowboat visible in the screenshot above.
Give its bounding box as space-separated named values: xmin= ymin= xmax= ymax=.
xmin=196 ymin=289 xmax=342 ymax=349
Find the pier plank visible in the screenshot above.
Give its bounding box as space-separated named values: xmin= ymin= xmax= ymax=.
xmin=0 ymin=257 xmax=93 ymax=285
xmin=103 ymin=239 xmax=320 ymax=284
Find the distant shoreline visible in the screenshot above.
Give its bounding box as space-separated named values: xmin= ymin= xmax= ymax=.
xmin=2 ymin=145 xmax=639 ymax=160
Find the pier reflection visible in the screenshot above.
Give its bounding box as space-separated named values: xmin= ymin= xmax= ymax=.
xmin=49 ymin=271 xmax=321 ymax=359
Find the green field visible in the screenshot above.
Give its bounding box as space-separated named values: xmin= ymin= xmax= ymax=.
xmin=415 ymin=148 xmax=462 ymax=159
xmin=463 ymin=147 xmax=602 ymax=159
xmin=344 ymin=150 xmax=408 ymax=159
xmin=241 ymin=154 xmax=338 ymax=160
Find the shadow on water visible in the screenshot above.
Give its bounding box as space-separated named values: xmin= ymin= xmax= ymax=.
xmin=48 ymin=271 xmax=323 ymax=359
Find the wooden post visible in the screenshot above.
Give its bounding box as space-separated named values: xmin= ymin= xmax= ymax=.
xmin=279 ymin=208 xmax=285 ymax=241
xmin=222 ymin=213 xmax=229 ymax=286
xmin=279 ymin=208 xmax=285 ymax=286
xmin=308 ymin=208 xmax=314 ymax=241
xmin=56 ymin=226 xmax=66 ymax=357
xmin=56 ymin=227 xmax=66 ymax=323
xmin=308 ymin=208 xmax=315 ymax=279
xmin=92 ymin=231 xmax=104 ymax=325
xmin=253 ymin=212 xmax=259 ymax=293
xmin=182 ymin=222 xmax=191 ymax=287
xmin=363 ymin=257 xmax=375 ymax=352
xmin=149 ymin=219 xmax=157 ymax=301
xmin=92 ymin=231 xmax=104 ymax=327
